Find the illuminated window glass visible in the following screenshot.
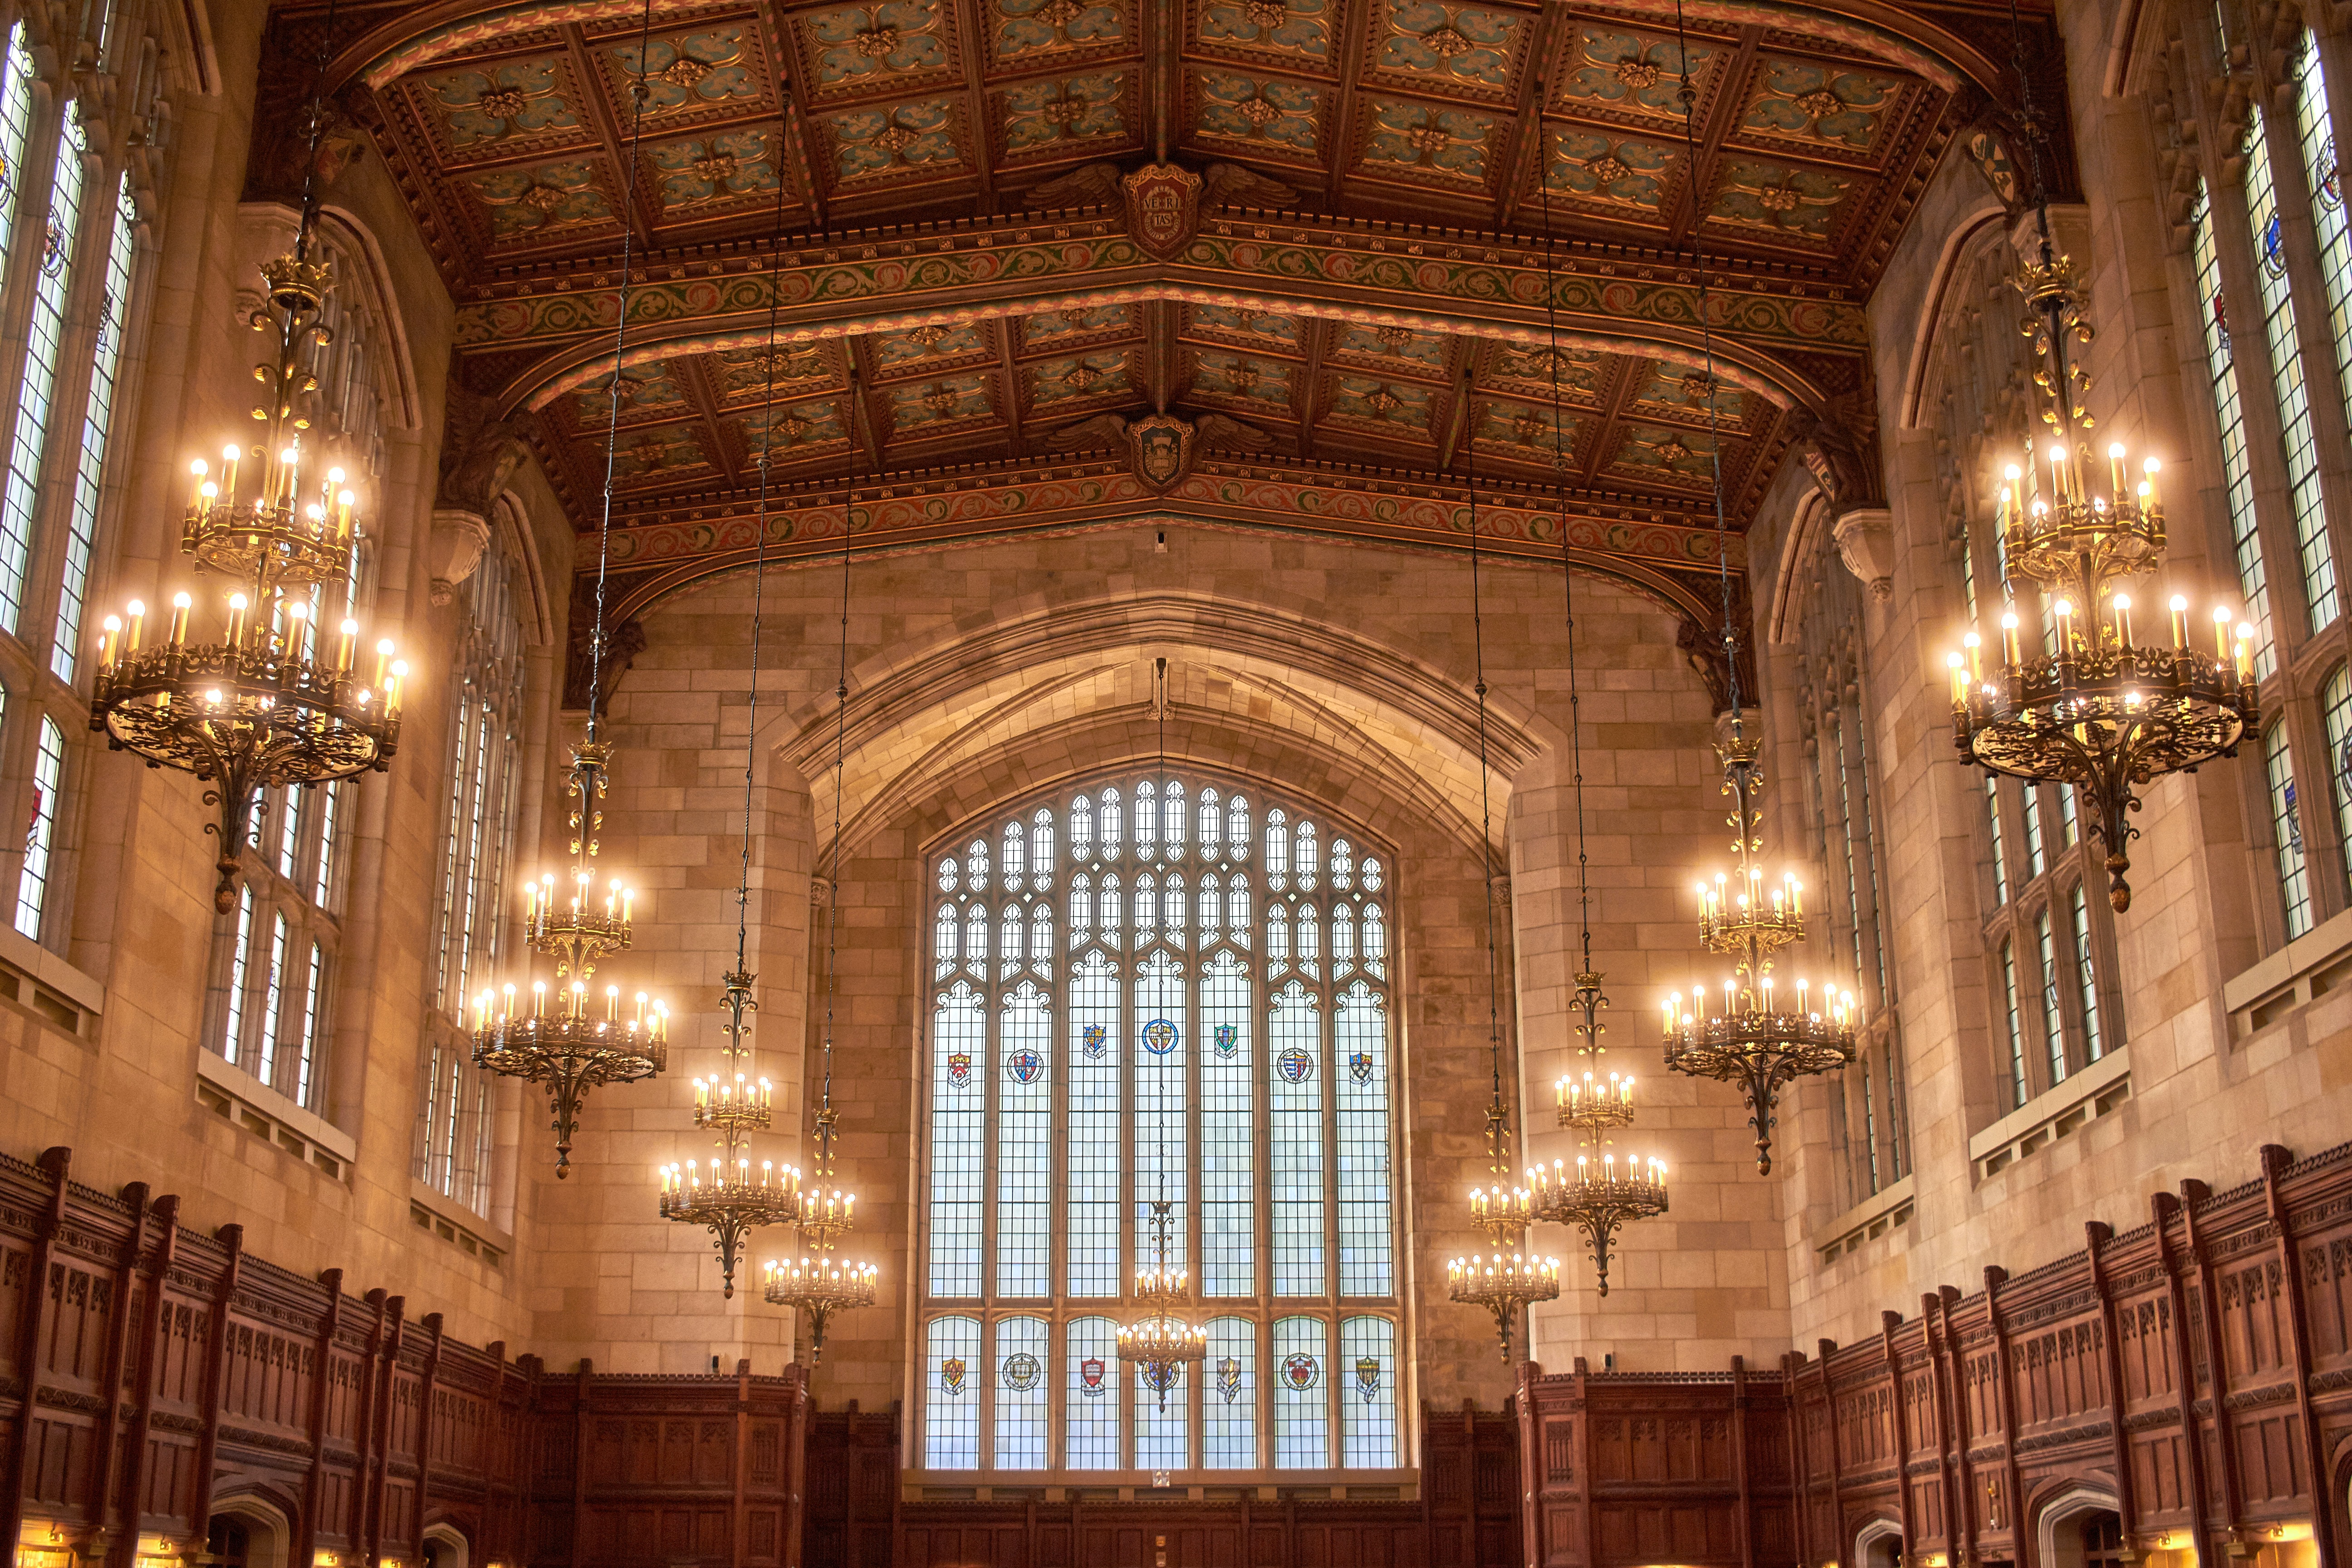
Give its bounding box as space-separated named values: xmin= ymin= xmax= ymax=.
xmin=1201 ymin=950 xmax=1254 ymax=1295
xmin=1999 ymin=938 xmax=2026 ymax=1111
xmin=2294 ymin=35 xmax=2352 ymax=444
xmin=1333 ymin=981 xmax=1391 ymax=1296
xmin=1983 ymin=776 xmax=2009 ymax=905
xmin=221 ymin=887 xmax=255 ymax=1067
xmin=2021 ymin=787 xmax=2047 ymax=878
xmin=296 ymin=943 xmax=326 ymax=1108
xmin=994 ymin=1315 xmax=1049 ymax=1470
xmin=253 ymin=911 xmax=289 ymax=1087
xmin=2036 ymin=909 xmax=2066 ymax=1084
xmin=2267 ymin=721 xmax=2314 ymax=937
xmin=1203 ymin=1316 xmax=1257 ymax=1468
xmin=2192 ymin=186 xmax=2276 ymax=676
xmin=923 ymin=1316 xmax=981 ymax=1469
xmin=0 ymin=111 xmax=87 ymax=630
xmin=1860 ymin=1056 xmax=1881 ymax=1193
xmin=1339 ymin=1316 xmax=1397 ymax=1468
xmin=921 ymin=776 xmax=1399 ymax=1476
xmin=15 ymin=716 xmax=64 ymax=937
xmin=928 ymin=981 xmax=985 ymax=1295
xmin=1064 ymin=1315 xmax=1119 ymax=1468
xmin=2244 ymin=106 xmax=2338 ymax=631
xmin=1272 ymin=1316 xmax=1329 ymax=1469
xmin=996 ymin=982 xmax=1050 ymax=1297
xmin=0 ymin=29 xmax=36 ymax=284
xmin=2069 ymin=885 xmax=2104 ymax=1064
xmin=54 ymin=175 xmax=139 ymax=682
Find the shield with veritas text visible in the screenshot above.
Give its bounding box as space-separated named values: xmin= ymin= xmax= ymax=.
xmin=1123 ymin=163 xmax=1201 ymax=260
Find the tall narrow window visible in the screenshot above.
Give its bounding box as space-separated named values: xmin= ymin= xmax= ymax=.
xmin=0 ymin=30 xmax=36 ymax=284
xmin=0 ymin=113 xmax=87 ymax=631
xmin=2068 ymin=885 xmax=2104 ymax=1064
xmin=53 ymin=175 xmax=137 ymax=681
xmin=994 ymin=1316 xmax=1049 ymax=1470
xmin=2000 ymin=939 xmax=2027 ymax=1110
xmin=296 ymin=943 xmax=326 ymax=1110
xmin=921 ymin=776 xmax=1400 ymax=1475
xmin=1984 ymin=776 xmax=2009 ymax=904
xmin=2266 ymin=721 xmax=2314 ymax=937
xmin=1859 ymin=1057 xmax=1880 ymax=1193
xmin=2192 ymin=186 xmax=2275 ymax=675
xmin=2244 ymin=107 xmax=2338 ymax=631
xmin=2036 ymin=909 xmax=2066 ymax=1084
xmin=2328 ymin=667 xmax=2352 ymax=886
xmin=254 ymin=912 xmax=289 ymax=1085
xmin=2293 ymin=35 xmax=2352 ymax=439
xmin=2021 ymin=787 xmax=2047 ymax=877
xmin=15 ymin=717 xmax=64 ymax=937
xmin=221 ymin=887 xmax=255 ymax=1065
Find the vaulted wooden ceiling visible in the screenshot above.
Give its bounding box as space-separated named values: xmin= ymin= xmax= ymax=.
xmin=284 ymin=0 xmax=2064 ymax=620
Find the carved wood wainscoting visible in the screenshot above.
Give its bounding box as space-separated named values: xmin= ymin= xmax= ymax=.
xmin=0 ymin=1147 xmax=810 ymax=1568
xmin=1520 ymin=1143 xmax=2352 ymax=1568
xmin=851 ymin=1402 xmax=1520 ymax=1568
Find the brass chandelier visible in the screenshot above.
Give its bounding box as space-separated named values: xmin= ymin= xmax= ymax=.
xmin=763 ymin=376 xmax=879 ymax=1367
xmin=470 ymin=19 xmax=668 ymax=1175
xmin=1945 ymin=239 xmax=2254 ymax=912
xmin=1652 ymin=14 xmax=1854 ymax=1172
xmin=1443 ymin=446 xmax=1560 ymax=1362
xmin=90 ymin=8 xmax=402 ymax=915
xmin=1117 ymin=660 xmax=1210 ymax=1406
xmin=1530 ymin=974 xmax=1667 ymax=1296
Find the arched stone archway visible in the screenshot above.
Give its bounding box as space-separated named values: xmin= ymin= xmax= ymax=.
xmin=205 ymin=1491 xmax=294 ymax=1568
xmin=1855 ymin=1516 xmax=1903 ymax=1568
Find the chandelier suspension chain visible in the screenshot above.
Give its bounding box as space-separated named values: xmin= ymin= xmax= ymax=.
xmin=291 ymin=0 xmax=338 ymax=266
xmin=1468 ymin=436 xmax=1505 ymax=1136
xmin=1671 ymin=0 xmax=1740 ymax=726
xmin=586 ymin=0 xmax=659 ymax=744
xmin=822 ymin=381 xmax=860 ymax=1120
xmin=1536 ymin=134 xmax=1592 ymax=970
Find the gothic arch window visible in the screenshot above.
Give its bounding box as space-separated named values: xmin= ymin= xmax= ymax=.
xmin=918 ymin=773 xmax=1403 ymax=1477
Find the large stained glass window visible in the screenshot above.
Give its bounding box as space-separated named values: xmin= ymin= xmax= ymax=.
xmin=918 ymin=774 xmax=1403 ymax=1475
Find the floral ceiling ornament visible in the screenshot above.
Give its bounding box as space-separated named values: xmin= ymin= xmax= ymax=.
xmin=1362 ymin=386 xmax=1405 ymax=416
xmin=1243 ymin=0 xmax=1286 ymax=24
xmin=921 ymin=383 xmax=960 ymax=413
xmin=854 ymin=25 xmax=902 ymax=56
xmin=1615 ymin=57 xmax=1661 ymax=88
xmin=1586 ymin=152 xmax=1631 ymax=185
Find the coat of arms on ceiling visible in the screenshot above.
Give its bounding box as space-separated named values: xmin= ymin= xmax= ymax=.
xmin=1040 ymin=410 xmax=1272 ymax=491
xmin=1026 ymin=159 xmax=1301 ymax=261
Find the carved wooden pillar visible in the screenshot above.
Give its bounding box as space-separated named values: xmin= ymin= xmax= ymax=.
xmin=114 ymin=1195 xmax=182 ymax=1564
xmin=2082 ymin=1224 xmax=2142 ymax=1549
xmin=1783 ymin=1352 xmax=1813 ymax=1568
xmin=363 ymin=1294 xmax=405 ymax=1568
xmin=1731 ymin=1356 xmax=1756 ymax=1568
xmin=91 ymin=1183 xmax=155 ymax=1568
xmin=187 ymin=1224 xmax=247 ymax=1555
xmin=412 ymin=1312 xmax=445 ymax=1550
xmin=1936 ymin=1288 xmax=1977 ymax=1568
xmin=1817 ymin=1341 xmax=1849 ymax=1566
xmin=2179 ymin=1182 xmax=2248 ymax=1554
xmin=2258 ymin=1146 xmax=2336 ymax=1568
xmin=1882 ymin=1313 xmax=1916 ymax=1564
xmin=733 ymin=1359 xmax=751 ymax=1568
xmin=0 ymin=1147 xmax=73 ymax=1557
xmin=2152 ymin=1193 xmax=2216 ymax=1568
xmin=1984 ymin=1269 xmax=2028 ymax=1568
xmin=1576 ymin=1358 xmax=1598 ymax=1568
xmin=298 ymin=1270 xmax=345 ymax=1568
xmin=570 ymin=1361 xmax=591 ymax=1568
xmin=1921 ymin=1294 xmax=1958 ymax=1566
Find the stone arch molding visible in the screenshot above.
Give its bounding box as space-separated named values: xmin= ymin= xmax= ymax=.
xmin=1853 ymin=1515 xmax=1905 ymax=1568
xmin=421 ymin=1521 xmax=472 ymax=1568
xmin=2034 ymin=1480 xmax=2123 ymax=1568
xmin=722 ymin=588 xmax=1558 ymax=868
xmin=205 ymin=1488 xmax=296 ymax=1568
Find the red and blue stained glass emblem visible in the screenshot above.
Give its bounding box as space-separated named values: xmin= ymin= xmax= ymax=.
xmin=1082 ymin=1021 xmax=1109 ymax=1059
xmin=1348 ymin=1049 xmax=1373 ymax=1083
xmin=1142 ymin=1018 xmax=1178 ymax=1055
xmin=1006 ymin=1044 xmax=1044 ymax=1084
xmin=947 ymin=1050 xmax=972 ymax=1088
xmin=1081 ymin=1357 xmax=1107 ymax=1396
xmin=1276 ymin=1044 xmax=1315 ymax=1083
xmin=1281 ymin=1353 xmax=1320 ymax=1390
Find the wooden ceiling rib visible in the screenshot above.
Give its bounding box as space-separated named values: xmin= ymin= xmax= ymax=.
xmin=304 ymin=0 xmax=2036 ymax=545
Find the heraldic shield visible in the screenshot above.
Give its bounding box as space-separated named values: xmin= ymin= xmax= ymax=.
xmin=1125 ymin=413 xmax=1195 ymax=493
xmin=1122 ymin=162 xmax=1201 ymax=260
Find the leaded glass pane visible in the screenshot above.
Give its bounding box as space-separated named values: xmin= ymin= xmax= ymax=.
xmin=1064 ymin=1316 xmax=1119 ymax=1467
xmin=1203 ymin=1316 xmax=1258 ymax=1468
xmin=1272 ymin=1316 xmax=1329 ymax=1469
xmin=924 ymin=1317 xmax=981 ymax=1468
xmin=1340 ymin=1316 xmax=1397 ymax=1467
xmin=995 ymin=1316 xmax=1049 ymax=1470
xmin=996 ymin=983 xmax=1051 ymax=1297
xmin=929 ymin=983 xmax=985 ymax=1295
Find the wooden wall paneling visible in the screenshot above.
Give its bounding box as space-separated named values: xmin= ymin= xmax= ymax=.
xmin=2 ymin=1147 xmax=75 ymax=1553
xmin=2085 ymin=1223 xmax=2142 ymax=1548
xmin=90 ymin=1183 xmax=154 ymax=1561
xmin=1879 ymin=1313 xmax=1916 ymax=1558
xmin=1730 ymin=1358 xmax=1755 ymax=1568
xmin=412 ymin=1311 xmax=447 ymax=1559
xmin=1983 ymin=1268 xmax=2025 ymax=1566
xmin=2153 ymin=1193 xmax=2218 ymax=1558
xmin=1921 ymin=1295 xmax=1955 ymax=1568
xmin=1813 ymin=1342 xmax=1849 ymax=1564
xmin=2180 ymin=1181 xmax=2251 ymax=1545
xmin=185 ymin=1222 xmax=246 ymax=1553
xmin=112 ymin=1192 xmax=183 ymax=1567
xmin=2261 ymin=1146 xmax=2337 ymax=1554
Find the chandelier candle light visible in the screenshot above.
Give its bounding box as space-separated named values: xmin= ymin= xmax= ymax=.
xmin=90 ymin=232 xmax=402 ymax=916
xmin=1944 ymin=275 xmax=2255 ymax=912
xmin=1528 ymin=974 xmax=1667 ymax=1296
xmin=658 ymin=970 xmax=806 ymax=1298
